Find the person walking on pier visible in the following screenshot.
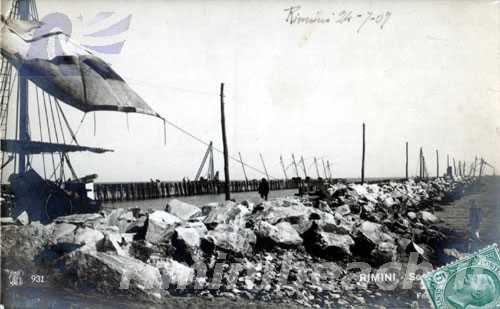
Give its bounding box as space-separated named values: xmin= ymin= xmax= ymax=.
xmin=258 ymin=178 xmax=270 ymax=201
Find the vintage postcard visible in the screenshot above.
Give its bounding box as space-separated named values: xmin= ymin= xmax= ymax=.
xmin=0 ymin=0 xmax=499 ymax=308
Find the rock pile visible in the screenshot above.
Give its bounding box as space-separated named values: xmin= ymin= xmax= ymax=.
xmin=1 ymin=179 xmax=472 ymax=307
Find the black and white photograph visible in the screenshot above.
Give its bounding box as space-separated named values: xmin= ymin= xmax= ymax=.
xmin=0 ymin=0 xmax=499 ymax=308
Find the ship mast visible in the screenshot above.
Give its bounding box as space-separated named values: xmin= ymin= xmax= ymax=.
xmin=13 ymin=0 xmax=37 ymax=174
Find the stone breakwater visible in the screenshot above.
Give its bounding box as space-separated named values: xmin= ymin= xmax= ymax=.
xmin=1 ymin=178 xmax=473 ymax=308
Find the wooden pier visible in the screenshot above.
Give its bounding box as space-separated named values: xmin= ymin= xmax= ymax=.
xmin=92 ymin=177 xmax=414 ymax=203
xmin=93 ymin=178 xmax=300 ymax=203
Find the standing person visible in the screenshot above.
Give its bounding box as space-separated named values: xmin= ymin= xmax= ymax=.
xmin=258 ymin=178 xmax=270 ymax=201
xmin=468 ymin=200 xmax=481 ymax=252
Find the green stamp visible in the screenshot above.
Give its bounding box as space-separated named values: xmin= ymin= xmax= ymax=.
xmin=421 ymin=244 xmax=500 ymax=309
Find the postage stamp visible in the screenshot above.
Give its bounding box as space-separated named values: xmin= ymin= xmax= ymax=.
xmin=421 ymin=244 xmax=500 ymax=309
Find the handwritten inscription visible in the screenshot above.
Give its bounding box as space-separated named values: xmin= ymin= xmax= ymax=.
xmin=284 ymin=6 xmax=391 ymax=33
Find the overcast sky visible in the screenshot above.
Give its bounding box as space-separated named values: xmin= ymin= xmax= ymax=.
xmin=3 ymin=0 xmax=499 ymax=182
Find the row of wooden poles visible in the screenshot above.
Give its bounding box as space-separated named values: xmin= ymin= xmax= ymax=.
xmin=94 ymin=83 xmax=494 ymax=203
xmin=407 ymin=142 xmax=493 ymax=180
xmin=94 ymin=178 xmax=301 ymax=203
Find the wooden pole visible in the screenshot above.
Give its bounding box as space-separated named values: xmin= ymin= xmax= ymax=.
xmin=327 ymin=160 xmax=332 ymax=179
xmin=292 ymin=154 xmax=300 ymax=178
xmin=419 ymin=147 xmax=423 ymax=179
xmin=422 ymin=154 xmax=429 ymax=179
xmin=322 ymin=159 xmax=328 ymax=179
xmin=436 ymin=149 xmax=439 ymax=178
xmin=300 ymin=156 xmax=307 ymax=178
xmin=220 ymin=83 xmax=230 ymax=200
xmin=473 ymin=156 xmax=478 ymax=176
xmin=314 ymin=157 xmax=320 ymax=179
xmin=361 ymin=123 xmax=366 ymax=184
xmin=259 ymin=153 xmax=269 ymax=180
xmin=208 ymin=144 xmax=215 ymax=179
xmin=280 ymin=155 xmax=288 ymax=180
xmin=405 ymin=142 xmax=409 ymax=180
xmin=238 ymin=152 xmax=248 ymax=183
xmin=453 ymin=158 xmax=457 ymax=177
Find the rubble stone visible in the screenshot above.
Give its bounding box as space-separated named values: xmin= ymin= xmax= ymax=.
xmin=419 ymin=211 xmax=439 ymax=224
xmin=63 ymin=249 xmax=162 ymax=299
xmin=204 ymin=204 xmax=250 ymax=229
xmin=166 ymin=199 xmax=202 ymax=221
xmin=1 ymin=222 xmax=53 ymax=267
xmin=204 ymin=224 xmax=256 ymax=255
xmin=157 ymin=258 xmax=194 ymax=288
xmin=255 ymin=221 xmax=303 ymax=247
xmin=358 ymin=221 xmax=394 ymax=245
xmin=305 ymin=228 xmax=355 ymax=258
xmin=55 ymin=213 xmax=104 ymax=226
xmin=1 ymin=176 xmax=474 ymax=307
xmin=145 ymin=210 xmax=182 ymax=244
xmin=15 ymin=211 xmax=29 ymax=225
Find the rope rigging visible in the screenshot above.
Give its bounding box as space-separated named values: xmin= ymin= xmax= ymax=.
xmin=162 ymin=117 xmax=273 ymax=179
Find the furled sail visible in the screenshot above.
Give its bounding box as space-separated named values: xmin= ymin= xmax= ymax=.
xmin=1 ymin=139 xmax=113 ymax=154
xmin=0 ymin=15 xmax=161 ymax=118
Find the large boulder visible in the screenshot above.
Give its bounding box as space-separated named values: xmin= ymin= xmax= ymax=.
xmin=372 ymin=241 xmax=398 ymax=263
xmin=55 ymin=213 xmax=104 ymax=227
xmin=204 ymin=224 xmax=256 ymax=256
xmin=315 ymin=212 xmax=357 ymax=235
xmin=15 ymin=211 xmax=29 ymax=225
xmin=51 ymin=224 xmax=104 ymax=253
xmin=419 ymin=211 xmax=439 ymax=224
xmin=157 ymin=258 xmax=194 ymax=289
xmin=106 ymin=208 xmax=137 ymax=233
xmin=63 ymin=249 xmax=162 ymax=299
xmin=172 ymin=223 xmax=208 ymax=264
xmin=349 ymin=184 xmax=379 ymax=204
xmin=166 ymin=199 xmax=202 ymax=221
xmin=334 ymin=205 xmax=351 ymax=216
xmin=97 ymin=231 xmax=126 ymax=256
xmin=304 ymin=226 xmax=355 ymax=259
xmin=73 ymin=227 xmax=105 ymax=250
xmin=317 ymin=231 xmax=355 ymax=256
xmin=353 ymin=221 xmax=396 ymax=259
xmin=257 ymin=204 xmax=319 ymax=234
xmin=201 ymin=202 xmax=219 ymax=216
xmin=1 ymin=222 xmax=53 ymax=268
xmin=145 ymin=211 xmax=182 ymax=244
xmin=51 ymin=222 xmax=77 ymax=243
xmin=174 ymin=223 xmax=207 ymax=248
xmin=357 ymin=221 xmax=394 ymax=245
xmin=124 ymin=215 xmax=147 ymax=236
xmin=255 ymin=221 xmax=302 ymax=247
xmin=203 ymin=203 xmax=250 ymax=229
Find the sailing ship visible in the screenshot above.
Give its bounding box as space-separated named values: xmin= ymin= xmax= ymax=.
xmin=0 ymin=0 xmax=163 ymax=223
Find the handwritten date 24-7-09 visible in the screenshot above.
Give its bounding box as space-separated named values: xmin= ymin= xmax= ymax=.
xmin=284 ymin=6 xmax=391 ymax=33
